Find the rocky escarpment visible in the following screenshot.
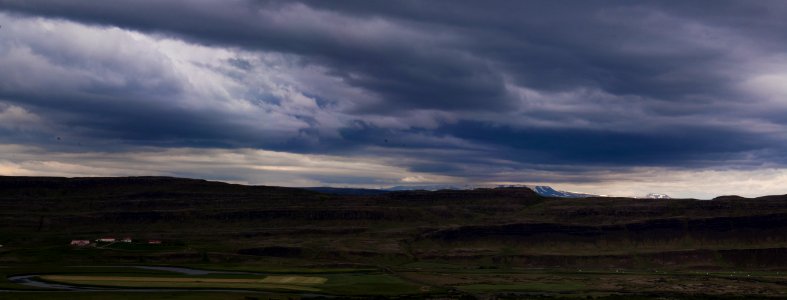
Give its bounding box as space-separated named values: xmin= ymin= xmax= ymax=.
xmin=420 ymin=213 xmax=787 ymax=243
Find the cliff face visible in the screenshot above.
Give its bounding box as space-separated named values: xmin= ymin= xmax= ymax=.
xmin=422 ymin=213 xmax=787 ymax=241
xmin=1 ymin=176 xmax=786 ymax=268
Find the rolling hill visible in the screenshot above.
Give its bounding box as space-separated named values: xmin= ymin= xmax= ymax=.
xmin=0 ymin=176 xmax=785 ymax=270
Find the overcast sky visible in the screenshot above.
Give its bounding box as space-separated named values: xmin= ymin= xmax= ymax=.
xmin=1 ymin=1 xmax=787 ymax=198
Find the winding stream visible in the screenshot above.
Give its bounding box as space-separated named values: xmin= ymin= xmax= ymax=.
xmin=3 ymin=266 xmax=328 ymax=297
xmin=71 ymin=265 xmax=261 ymax=275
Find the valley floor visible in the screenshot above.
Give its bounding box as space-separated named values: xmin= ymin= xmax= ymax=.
xmin=2 ymin=263 xmax=786 ymax=299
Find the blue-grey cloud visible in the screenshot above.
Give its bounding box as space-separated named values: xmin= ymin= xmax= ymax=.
xmin=1 ymin=0 xmax=787 ymax=190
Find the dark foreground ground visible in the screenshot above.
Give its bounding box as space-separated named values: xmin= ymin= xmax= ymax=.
xmin=0 ymin=176 xmax=785 ymax=299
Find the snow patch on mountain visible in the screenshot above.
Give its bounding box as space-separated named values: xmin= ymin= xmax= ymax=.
xmin=644 ymin=193 xmax=671 ymax=199
xmin=530 ymin=186 xmax=598 ymax=198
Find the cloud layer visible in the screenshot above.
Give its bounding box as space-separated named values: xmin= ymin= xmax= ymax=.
xmin=1 ymin=1 xmax=787 ymax=197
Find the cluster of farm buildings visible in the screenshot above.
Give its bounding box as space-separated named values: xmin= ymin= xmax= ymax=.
xmin=69 ymin=237 xmax=162 ymax=247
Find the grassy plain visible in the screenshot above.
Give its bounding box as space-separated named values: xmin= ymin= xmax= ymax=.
xmin=39 ymin=275 xmax=326 ymax=291
xmin=0 ymin=292 xmax=288 ymax=300
xmin=2 ymin=263 xmax=785 ymax=298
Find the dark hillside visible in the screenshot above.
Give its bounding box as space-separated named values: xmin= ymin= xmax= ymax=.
xmin=0 ymin=176 xmax=785 ymax=270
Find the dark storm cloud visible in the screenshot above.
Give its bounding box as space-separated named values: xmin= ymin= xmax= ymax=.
xmin=0 ymin=0 xmax=516 ymax=112
xmin=2 ymin=0 xmax=775 ymax=108
xmin=308 ymin=0 xmax=771 ymax=99
xmin=438 ymin=121 xmax=783 ymax=167
xmin=0 ymin=94 xmax=248 ymax=151
xmin=2 ymin=0 xmax=787 ymax=183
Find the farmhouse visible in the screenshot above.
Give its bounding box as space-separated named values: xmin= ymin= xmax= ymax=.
xmin=70 ymin=240 xmax=90 ymax=247
xmin=147 ymin=239 xmax=162 ymax=244
xmin=121 ymin=237 xmax=133 ymax=243
xmin=96 ymin=237 xmax=116 ymax=243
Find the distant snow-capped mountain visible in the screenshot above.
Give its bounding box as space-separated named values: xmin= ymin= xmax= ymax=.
xmin=531 ymin=186 xmax=598 ymax=198
xmin=385 ymin=184 xmax=475 ymax=191
xmin=644 ymin=193 xmax=671 ymax=199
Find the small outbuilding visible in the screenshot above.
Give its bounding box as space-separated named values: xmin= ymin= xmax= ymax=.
xmin=96 ymin=237 xmax=116 ymax=243
xmin=70 ymin=240 xmax=90 ymax=247
xmin=147 ymin=239 xmax=162 ymax=244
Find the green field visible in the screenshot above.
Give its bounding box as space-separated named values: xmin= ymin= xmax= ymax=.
xmin=0 ymin=265 xmax=429 ymax=297
xmin=39 ymin=274 xmax=326 ymax=291
xmin=0 ymin=292 xmax=287 ymax=300
xmin=2 ymin=264 xmax=785 ymax=299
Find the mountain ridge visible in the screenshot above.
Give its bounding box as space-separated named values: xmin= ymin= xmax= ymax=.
xmin=1 ymin=175 xmax=786 ymax=272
